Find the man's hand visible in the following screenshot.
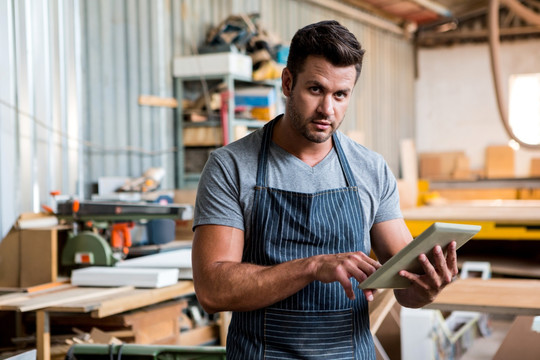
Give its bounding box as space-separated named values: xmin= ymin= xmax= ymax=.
xmin=313 ymin=251 xmax=381 ymax=301
xmin=395 ymin=241 xmax=458 ymax=308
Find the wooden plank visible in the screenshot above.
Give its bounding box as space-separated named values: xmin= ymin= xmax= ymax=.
xmin=369 ymin=289 xmax=397 ymax=333
xmin=138 ymin=95 xmax=178 ymax=108
xmin=0 ymin=286 xmax=134 ymax=312
xmin=493 ymin=316 xmax=540 ymax=360
xmin=20 ymin=228 xmax=58 ymax=287
xmin=36 ymin=310 xmax=50 ymax=360
xmin=0 ymin=284 xmax=75 ymax=307
xmin=91 ymin=281 xmax=195 ymax=318
xmin=71 ymin=266 xmax=179 ymax=288
xmin=458 ymin=255 xmax=540 ymax=278
xmin=425 ymin=278 xmax=540 ymax=315
xmin=403 ymin=202 xmax=540 ymax=224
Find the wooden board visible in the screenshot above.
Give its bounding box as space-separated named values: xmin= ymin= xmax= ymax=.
xmin=90 ymin=281 xmax=195 ymax=318
xmin=493 ymin=316 xmax=540 ymax=360
xmin=0 ymin=285 xmax=134 ymax=312
xmin=368 ymin=289 xmax=396 ymax=333
xmin=425 ymin=278 xmax=540 ymax=315
xmin=71 ymin=267 xmax=179 ymax=288
xmin=402 ymin=201 xmax=540 ymax=224
xmin=458 ymin=255 xmax=540 ymax=278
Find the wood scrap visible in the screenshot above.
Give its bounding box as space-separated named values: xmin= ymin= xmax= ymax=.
xmin=426 ymin=278 xmax=540 ymax=315
xmin=138 ymin=95 xmax=178 ymax=108
xmin=0 ymin=286 xmax=134 ymax=312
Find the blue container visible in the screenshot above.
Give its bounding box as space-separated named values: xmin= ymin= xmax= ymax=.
xmin=146 ymin=219 xmax=176 ymax=245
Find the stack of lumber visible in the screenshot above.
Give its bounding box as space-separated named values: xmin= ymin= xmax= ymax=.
xmin=71 ymin=267 xmax=179 ymax=288
xmin=116 ymin=248 xmax=193 ymax=279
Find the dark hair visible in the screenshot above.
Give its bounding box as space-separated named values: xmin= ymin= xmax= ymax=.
xmin=286 ymin=20 xmax=365 ymax=87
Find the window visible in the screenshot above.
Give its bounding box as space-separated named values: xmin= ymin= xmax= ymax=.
xmin=508 ymin=73 xmax=540 ymax=146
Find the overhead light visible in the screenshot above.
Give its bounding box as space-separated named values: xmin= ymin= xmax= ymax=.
xmin=435 ymin=20 xmax=458 ymax=32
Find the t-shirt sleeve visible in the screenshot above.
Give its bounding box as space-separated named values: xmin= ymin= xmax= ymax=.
xmin=193 ymin=152 xmax=245 ymax=231
xmin=374 ymin=160 xmax=403 ymax=224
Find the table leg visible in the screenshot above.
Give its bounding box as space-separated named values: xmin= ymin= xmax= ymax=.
xmin=36 ymin=310 xmax=50 ymax=360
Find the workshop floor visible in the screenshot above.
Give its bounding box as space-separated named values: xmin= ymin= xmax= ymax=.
xmin=460 ymin=314 xmax=515 ymax=360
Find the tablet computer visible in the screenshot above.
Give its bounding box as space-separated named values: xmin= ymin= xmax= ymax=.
xmin=358 ymin=222 xmax=481 ymax=289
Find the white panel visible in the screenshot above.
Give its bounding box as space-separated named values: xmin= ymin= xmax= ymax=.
xmin=415 ymin=40 xmax=540 ymax=177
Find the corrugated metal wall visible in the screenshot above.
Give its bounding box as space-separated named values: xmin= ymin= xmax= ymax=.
xmin=0 ymin=0 xmax=414 ymax=238
xmin=0 ymin=0 xmax=84 ymax=238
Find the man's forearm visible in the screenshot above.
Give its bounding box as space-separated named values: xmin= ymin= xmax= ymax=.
xmin=194 ymin=257 xmax=318 ymax=314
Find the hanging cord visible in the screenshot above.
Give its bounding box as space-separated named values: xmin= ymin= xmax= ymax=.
xmin=0 ymin=98 xmax=177 ymax=156
xmin=488 ymin=0 xmax=540 ymax=149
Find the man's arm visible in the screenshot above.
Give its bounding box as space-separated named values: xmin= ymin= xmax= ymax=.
xmin=191 ymin=224 xmax=381 ymax=314
xmin=370 ymin=218 xmax=458 ymax=308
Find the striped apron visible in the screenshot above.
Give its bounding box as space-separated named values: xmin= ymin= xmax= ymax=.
xmin=226 ymin=119 xmax=375 ymax=359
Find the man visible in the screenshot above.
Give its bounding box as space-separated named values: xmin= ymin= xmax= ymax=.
xmin=192 ymin=20 xmax=457 ymax=359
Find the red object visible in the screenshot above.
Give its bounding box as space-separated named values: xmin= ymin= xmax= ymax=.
xmin=111 ymin=222 xmax=134 ymax=255
xmin=220 ymin=91 xmax=231 ymax=146
xmin=72 ymin=200 xmax=80 ymax=213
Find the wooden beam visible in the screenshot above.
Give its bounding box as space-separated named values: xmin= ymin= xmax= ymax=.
xmin=138 ymin=95 xmax=178 ymax=108
xmin=418 ymin=25 xmax=540 ymax=43
xmin=300 ymin=0 xmax=404 ymax=35
xmin=36 ymin=311 xmax=50 ymax=360
xmin=91 ymin=281 xmax=195 ymax=318
xmin=426 ymin=278 xmax=540 ymax=315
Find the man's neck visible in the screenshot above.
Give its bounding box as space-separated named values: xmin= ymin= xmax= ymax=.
xmin=271 ymin=115 xmax=334 ymax=167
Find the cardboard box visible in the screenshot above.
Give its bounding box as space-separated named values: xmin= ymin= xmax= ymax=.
xmin=173 ymin=52 xmax=252 ymax=78
xmin=0 ymin=218 xmax=68 ymax=288
xmin=183 ymin=126 xmax=222 ymax=147
xmin=530 ymin=158 xmax=540 ymax=177
xmin=485 ymin=145 xmax=514 ymax=179
xmin=419 ymin=152 xmax=469 ymax=180
xmin=235 ymin=87 xmax=276 ymax=107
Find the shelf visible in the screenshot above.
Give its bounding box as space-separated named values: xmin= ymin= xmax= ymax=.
xmin=174 ymin=71 xmax=282 ymax=188
xmin=232 ymin=119 xmax=268 ymax=128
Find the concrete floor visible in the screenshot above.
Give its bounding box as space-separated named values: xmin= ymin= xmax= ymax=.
xmin=460 ymin=315 xmax=515 ymax=360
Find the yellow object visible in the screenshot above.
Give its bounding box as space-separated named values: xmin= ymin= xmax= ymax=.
xmin=251 ymin=106 xmax=275 ymax=121
xmin=252 ymin=60 xmax=284 ymax=81
xmin=405 ymin=219 xmax=540 ymax=240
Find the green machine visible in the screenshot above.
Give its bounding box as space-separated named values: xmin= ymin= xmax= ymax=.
xmin=57 ymin=200 xmax=193 ymax=267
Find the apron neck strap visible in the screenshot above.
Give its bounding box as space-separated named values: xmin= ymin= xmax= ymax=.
xmin=256 ymin=116 xmax=357 ymax=187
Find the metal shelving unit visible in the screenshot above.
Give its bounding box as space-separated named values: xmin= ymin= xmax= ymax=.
xmin=173 ymin=72 xmax=282 ymax=188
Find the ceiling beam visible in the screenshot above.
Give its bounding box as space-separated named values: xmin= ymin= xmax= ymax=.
xmin=408 ymin=0 xmax=453 ymax=17
xmin=299 ymin=0 xmax=405 ymax=35
xmin=417 ymin=25 xmax=540 ymax=43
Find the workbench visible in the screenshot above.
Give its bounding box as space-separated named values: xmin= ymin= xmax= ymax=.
xmin=0 ymin=281 xmax=195 ymax=360
xmin=403 ymin=200 xmax=540 ymax=239
xmin=425 ymin=278 xmax=540 ymax=315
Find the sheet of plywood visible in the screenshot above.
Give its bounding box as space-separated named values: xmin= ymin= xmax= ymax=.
xmin=20 ymin=228 xmax=58 ymax=287
xmin=425 ymin=278 xmax=540 ymax=315
xmin=71 ymin=267 xmax=179 ymax=288
xmin=402 ymin=201 xmax=540 ymax=224
xmin=369 ymin=289 xmax=397 ymax=333
xmin=91 ymin=281 xmax=195 ymax=318
xmin=493 ymin=316 xmax=540 ymax=360
xmin=485 ymin=145 xmax=514 ymax=179
xmin=0 ymin=227 xmax=21 ymax=287
xmin=0 ymin=286 xmax=134 ymax=312
xmin=458 ymin=255 xmax=540 ymax=278
xmin=115 ymin=249 xmax=192 ymax=279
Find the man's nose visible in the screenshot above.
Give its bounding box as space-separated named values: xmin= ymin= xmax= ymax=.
xmin=317 ymin=95 xmax=335 ymax=117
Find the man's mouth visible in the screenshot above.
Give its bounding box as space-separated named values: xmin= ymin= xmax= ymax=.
xmin=312 ymin=119 xmax=332 ymax=130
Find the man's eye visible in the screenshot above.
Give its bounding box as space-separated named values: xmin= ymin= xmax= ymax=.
xmin=335 ymin=92 xmax=347 ymax=99
xmin=310 ymin=87 xmax=321 ymax=93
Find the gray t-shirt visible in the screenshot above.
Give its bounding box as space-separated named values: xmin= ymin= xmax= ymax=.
xmin=194 ymin=126 xmax=402 ymax=252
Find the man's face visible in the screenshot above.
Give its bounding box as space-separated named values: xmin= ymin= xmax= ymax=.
xmin=284 ymin=56 xmax=357 ymax=144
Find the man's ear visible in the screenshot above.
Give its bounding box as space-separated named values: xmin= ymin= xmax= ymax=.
xmin=282 ymin=68 xmax=293 ymax=97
